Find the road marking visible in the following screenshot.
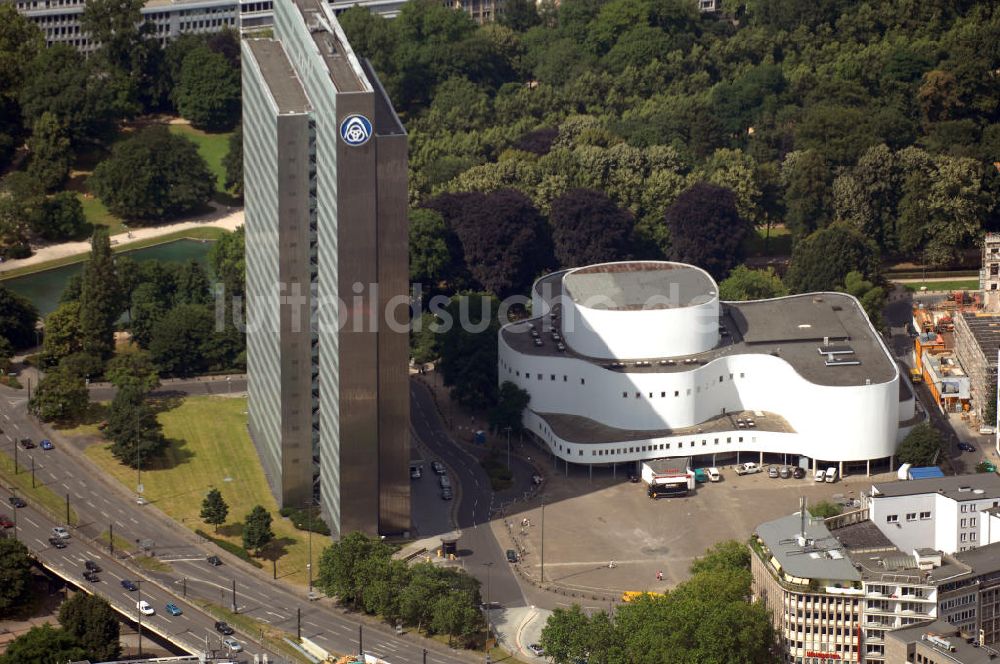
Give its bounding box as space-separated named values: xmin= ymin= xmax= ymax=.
xmin=101 ymin=511 xmax=109 ymax=519
xmin=24 ymin=515 xmax=38 ymax=528
xmin=62 ymin=483 xmax=71 ymax=491
xmin=265 ymin=611 xmax=286 ymax=620
xmin=48 ymin=472 xmax=58 ymax=481
xmin=86 ymin=501 xmax=96 ymax=509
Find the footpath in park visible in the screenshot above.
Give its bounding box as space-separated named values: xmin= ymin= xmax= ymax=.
xmin=0 ymin=205 xmax=244 ymax=275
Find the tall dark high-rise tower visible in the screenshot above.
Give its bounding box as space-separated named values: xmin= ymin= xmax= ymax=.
xmin=242 ymin=0 xmax=409 ymax=538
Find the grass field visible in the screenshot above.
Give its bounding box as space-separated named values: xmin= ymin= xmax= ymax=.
xmin=0 ymin=226 xmax=227 ymax=280
xmin=745 ymin=225 xmax=793 ymax=257
xmin=78 ymin=396 xmax=315 ymax=587
xmin=0 ymin=453 xmax=79 ymax=526
xmin=168 ymin=124 xmax=233 ymax=195
xmin=901 ymin=279 xmax=980 ymax=292
xmin=77 ymin=193 xmax=125 ymax=235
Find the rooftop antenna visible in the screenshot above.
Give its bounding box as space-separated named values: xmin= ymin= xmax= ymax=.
xmin=798 ymin=496 xmax=808 ymax=545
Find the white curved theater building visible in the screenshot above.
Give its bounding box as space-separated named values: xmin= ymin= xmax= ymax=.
xmin=498 ymin=261 xmax=919 ymax=477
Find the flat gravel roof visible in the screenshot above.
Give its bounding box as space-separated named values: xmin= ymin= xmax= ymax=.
xmin=562 ymin=262 xmax=716 ymax=310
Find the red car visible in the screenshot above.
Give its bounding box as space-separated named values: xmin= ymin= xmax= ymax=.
xmin=0 ymin=515 xmax=13 ymax=528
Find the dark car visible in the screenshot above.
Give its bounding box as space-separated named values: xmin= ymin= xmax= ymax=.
xmin=17 ymin=438 xmax=34 ymax=449
xmin=215 ymin=621 xmax=235 ymax=635
xmin=8 ymin=495 xmax=26 ymax=508
xmin=48 ymin=537 xmax=67 ymax=549
xmin=83 ymin=571 xmax=99 ymax=582
xmin=626 ymin=470 xmax=639 ymax=483
xmin=121 ymin=579 xmax=138 ymax=592
xmin=431 ymin=461 xmax=446 ymax=475
xmin=958 ymin=442 xmax=976 ymax=453
xmin=0 ymin=514 xmax=13 ymax=528
xmin=506 ymin=549 xmax=518 ymax=563
xmin=207 ymin=555 xmax=222 ymax=566
xmin=792 ymin=467 xmax=806 ymax=479
xmin=440 ymin=488 xmax=453 ymax=500
xmin=85 ymin=560 xmax=101 ymax=573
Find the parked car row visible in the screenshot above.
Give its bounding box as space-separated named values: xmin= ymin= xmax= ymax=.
xmin=767 ymin=466 xmax=807 ymax=480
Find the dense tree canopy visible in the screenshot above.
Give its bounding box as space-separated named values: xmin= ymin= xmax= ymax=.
xmin=897 ymin=423 xmax=944 ymax=466
xmin=786 ymin=225 xmax=881 ymax=293
xmin=58 ymin=594 xmax=121 ymax=662
xmin=0 ymin=624 xmax=88 ymax=664
xmin=436 ymin=293 xmax=501 ymax=410
xmin=665 ymin=183 xmax=750 ymax=280
xmin=0 ymin=283 xmax=38 ymax=349
xmin=0 ymin=539 xmax=33 ymax=616
xmin=91 ymin=126 xmax=214 ymax=222
xmin=718 ymin=266 xmax=788 ymax=301
xmin=79 ymin=228 xmax=120 ymax=359
xmin=549 ymin=188 xmax=633 ymax=268
xmin=173 ymin=46 xmax=241 ymax=131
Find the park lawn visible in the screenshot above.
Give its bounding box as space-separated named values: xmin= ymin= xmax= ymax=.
xmin=902 ymin=279 xmax=980 ymax=292
xmin=168 ymin=124 xmax=233 ymax=194
xmin=77 ymin=192 xmax=125 ymax=235
xmin=81 ymin=396 xmax=314 ymax=587
xmin=745 ymin=224 xmax=793 ymax=257
xmin=0 ymin=453 xmax=79 ymax=526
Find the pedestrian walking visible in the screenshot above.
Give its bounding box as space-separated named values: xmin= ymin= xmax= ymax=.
xmin=608 ymin=560 xmax=616 ymax=569
xmin=656 ymin=570 xmax=663 ymax=581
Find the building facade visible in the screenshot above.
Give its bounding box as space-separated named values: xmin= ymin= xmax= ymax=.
xmin=954 ymin=312 xmax=1000 ymax=431
xmin=498 ymin=261 xmax=916 ymax=477
xmin=242 ymin=0 xmax=409 ymax=538
xmin=10 ymin=0 xmax=273 ymax=53
xmin=868 ymin=475 xmax=1000 ymax=554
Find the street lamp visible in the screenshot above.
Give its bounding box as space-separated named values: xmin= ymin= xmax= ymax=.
xmin=482 ymin=561 xmax=493 ymax=663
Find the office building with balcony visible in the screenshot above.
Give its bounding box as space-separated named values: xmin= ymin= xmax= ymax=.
xmin=242 ymin=0 xmax=409 ymax=538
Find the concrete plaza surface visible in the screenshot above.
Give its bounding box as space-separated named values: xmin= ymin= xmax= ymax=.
xmin=492 ymin=461 xmax=892 ymax=599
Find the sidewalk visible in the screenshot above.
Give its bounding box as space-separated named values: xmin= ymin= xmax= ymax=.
xmin=0 ymin=206 xmax=244 ymax=274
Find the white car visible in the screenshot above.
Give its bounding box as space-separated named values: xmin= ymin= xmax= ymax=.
xmin=137 ymin=600 xmax=154 ymax=616
xmin=51 ymin=526 xmax=70 ymax=539
xmin=223 ymin=637 xmax=243 ymax=653
xmin=814 ymin=469 xmax=826 ymax=482
xmin=706 ymin=467 xmax=721 ymax=482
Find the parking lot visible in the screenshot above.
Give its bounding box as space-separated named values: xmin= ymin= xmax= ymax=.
xmin=494 ymin=460 xmax=894 ymax=597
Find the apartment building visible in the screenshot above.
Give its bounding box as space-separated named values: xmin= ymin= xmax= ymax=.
xmin=885 ymin=620 xmax=1000 ymax=663
xmin=868 ymin=474 xmax=1000 ymax=554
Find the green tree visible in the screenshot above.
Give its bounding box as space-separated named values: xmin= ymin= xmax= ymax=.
xmin=78 ymin=227 xmax=121 ymax=359
xmin=410 ymin=312 xmax=440 ymax=365
xmin=718 ymin=266 xmax=788 ymax=301
xmin=19 ymin=45 xmax=117 ymax=145
xmin=689 ymin=540 xmax=750 ymax=576
xmin=105 ymin=349 xmax=160 ymax=392
xmin=148 ymin=303 xmax=215 ymax=376
xmin=26 ymin=112 xmax=72 ymax=192
xmin=897 ymin=423 xmax=944 ymax=466
xmin=58 ymin=352 xmax=104 ymax=381
xmin=223 ymin=124 xmax=243 ymax=197
xmin=200 ymin=488 xmax=229 ymax=532
xmin=0 ymin=538 xmax=33 ymax=617
xmin=106 ymin=381 xmax=167 ymax=468
xmin=173 ymin=46 xmax=241 ymax=131
xmin=242 ymin=505 xmax=274 ymax=555
xmin=399 ymin=563 xmax=447 ymax=631
xmin=540 ymin=604 xmax=594 ymax=664
xmin=438 ymin=293 xmax=500 ymax=411
xmin=0 ymin=4 xmax=45 ymax=168
xmin=808 ymin=501 xmax=843 ymax=518
xmin=0 ymin=337 xmax=12 ymax=373
xmin=41 ymin=301 xmax=82 ymax=365
xmin=841 ymin=271 xmax=887 ymax=332
xmin=317 ymin=531 xmax=395 ymax=608
xmin=500 ymin=0 xmax=540 ymax=30
xmin=31 ymin=192 xmax=89 ymax=242
xmin=781 ymin=150 xmax=833 ymax=240
xmin=786 ymin=225 xmax=880 ymax=293
xmin=209 ymin=226 xmax=245 ymax=299
xmin=57 ymin=593 xmax=121 ymax=662
xmin=359 ymin=557 xmax=411 ymax=621
xmin=28 ymin=367 xmax=88 ymax=423
xmin=174 ymin=260 xmax=211 ymax=305
xmin=430 ymin=590 xmax=482 ymax=646
xmin=489 ymin=381 xmax=530 ymax=433
xmin=91 ymin=125 xmax=214 ymax=221
xmin=984 ymin=375 xmax=997 ymax=429
xmin=0 ymin=283 xmax=38 ymax=348
xmin=666 ymin=183 xmax=750 ymax=280
xmin=409 ymin=208 xmax=454 ymax=288
xmin=0 ymin=624 xmax=87 ymax=664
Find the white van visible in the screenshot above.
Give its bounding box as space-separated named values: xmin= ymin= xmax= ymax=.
xmin=825 ymin=467 xmax=838 ymax=483
xmin=707 ymin=467 xmax=721 ymax=482
xmin=814 ymin=469 xmax=826 ymax=482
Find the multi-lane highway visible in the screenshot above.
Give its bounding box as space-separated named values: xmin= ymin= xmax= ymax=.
xmin=1 ymin=379 xmax=480 ymax=664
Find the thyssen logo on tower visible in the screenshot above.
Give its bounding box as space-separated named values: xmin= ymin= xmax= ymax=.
xmin=339 ymin=114 xmax=372 ymax=147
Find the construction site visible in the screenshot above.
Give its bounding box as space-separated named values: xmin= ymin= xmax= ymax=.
xmin=911 ymin=233 xmax=1000 ymax=428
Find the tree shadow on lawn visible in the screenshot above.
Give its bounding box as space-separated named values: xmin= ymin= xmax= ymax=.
xmin=218 ymin=522 xmax=243 ymax=538
xmin=51 ymin=402 xmax=109 ymax=431
xmin=260 ymin=536 xmax=298 ymax=562
xmin=145 ymin=437 xmax=195 ymax=471
xmin=149 ymin=395 xmax=185 ymax=415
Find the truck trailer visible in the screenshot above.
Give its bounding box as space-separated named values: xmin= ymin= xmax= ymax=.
xmin=641 ymin=458 xmax=694 ymax=498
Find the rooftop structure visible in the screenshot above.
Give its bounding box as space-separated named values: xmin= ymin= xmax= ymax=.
xmin=953 ymin=313 xmax=1000 ymax=430
xmin=871 ymin=475 xmax=1000 ymax=502
xmin=885 ymin=620 xmax=1000 ymax=664
xmin=499 ymin=261 xmax=915 ymax=478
